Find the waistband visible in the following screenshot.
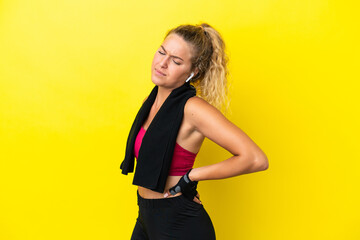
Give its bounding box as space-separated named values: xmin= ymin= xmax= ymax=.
xmin=136 ymin=189 xmax=185 ymax=208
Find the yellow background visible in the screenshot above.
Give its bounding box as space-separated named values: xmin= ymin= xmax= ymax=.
xmin=1 ymin=0 xmax=359 ymax=239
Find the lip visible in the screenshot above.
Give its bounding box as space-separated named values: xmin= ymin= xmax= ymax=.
xmin=155 ymin=68 xmax=166 ymax=76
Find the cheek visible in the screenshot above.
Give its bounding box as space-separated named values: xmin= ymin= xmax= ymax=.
xmin=151 ymin=55 xmax=157 ymax=65
xmin=152 ymin=53 xmax=161 ymax=64
xmin=173 ymin=68 xmax=183 ymax=76
xmin=170 ymin=68 xmax=187 ymax=80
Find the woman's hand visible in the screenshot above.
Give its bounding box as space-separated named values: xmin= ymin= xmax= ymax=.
xmin=163 ymin=168 xmax=202 ymax=204
xmin=163 ymin=191 xmax=202 ymax=204
xmin=193 ymin=192 xmax=202 ymax=204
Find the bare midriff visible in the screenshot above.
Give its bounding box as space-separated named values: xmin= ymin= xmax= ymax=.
xmin=138 ymin=175 xmax=183 ymax=199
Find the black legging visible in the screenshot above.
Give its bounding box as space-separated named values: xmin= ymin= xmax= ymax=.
xmin=131 ymin=190 xmax=216 ymax=240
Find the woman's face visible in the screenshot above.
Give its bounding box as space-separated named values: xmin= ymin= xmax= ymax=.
xmin=151 ymin=33 xmax=197 ymax=89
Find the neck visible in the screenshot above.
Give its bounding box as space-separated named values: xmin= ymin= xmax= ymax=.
xmin=153 ymin=87 xmax=170 ymax=109
xmin=154 ymin=82 xmax=185 ymax=108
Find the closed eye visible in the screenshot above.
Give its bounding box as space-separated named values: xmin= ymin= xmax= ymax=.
xmin=158 ymin=51 xmax=181 ymax=65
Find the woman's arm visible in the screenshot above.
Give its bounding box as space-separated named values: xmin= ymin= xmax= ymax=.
xmin=185 ymin=97 xmax=269 ymax=182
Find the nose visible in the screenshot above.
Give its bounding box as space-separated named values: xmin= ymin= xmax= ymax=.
xmin=159 ymin=55 xmax=170 ymax=68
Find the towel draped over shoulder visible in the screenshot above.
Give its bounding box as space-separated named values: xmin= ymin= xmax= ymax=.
xmin=120 ymin=81 xmax=196 ymax=193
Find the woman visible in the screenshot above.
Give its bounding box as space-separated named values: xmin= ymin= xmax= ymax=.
xmin=121 ymin=23 xmax=269 ymax=240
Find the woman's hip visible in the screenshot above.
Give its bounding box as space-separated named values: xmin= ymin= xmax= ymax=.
xmin=135 ymin=189 xmax=216 ymax=240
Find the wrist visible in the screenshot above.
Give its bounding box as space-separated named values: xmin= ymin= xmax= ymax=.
xmin=188 ymin=168 xmax=198 ymax=182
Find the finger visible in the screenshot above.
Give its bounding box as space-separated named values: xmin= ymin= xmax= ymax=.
xmin=194 ymin=196 xmax=202 ymax=205
xmin=163 ymin=191 xmax=170 ymax=198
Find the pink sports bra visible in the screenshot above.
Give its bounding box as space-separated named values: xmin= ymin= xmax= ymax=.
xmin=134 ymin=126 xmax=197 ymax=176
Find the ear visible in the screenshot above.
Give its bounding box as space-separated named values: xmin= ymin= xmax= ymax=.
xmin=193 ymin=67 xmax=199 ymax=77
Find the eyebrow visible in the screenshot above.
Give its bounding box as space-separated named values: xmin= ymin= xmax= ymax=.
xmin=160 ymin=45 xmax=184 ymax=61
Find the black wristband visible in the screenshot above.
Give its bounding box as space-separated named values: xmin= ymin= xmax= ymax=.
xmin=169 ymin=168 xmax=199 ymax=201
xmin=184 ymin=168 xmax=197 ymax=184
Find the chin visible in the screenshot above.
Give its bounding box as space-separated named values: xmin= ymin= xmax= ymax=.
xmin=151 ymin=75 xmax=162 ymax=86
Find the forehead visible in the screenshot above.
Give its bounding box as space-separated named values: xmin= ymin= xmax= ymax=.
xmin=162 ymin=34 xmax=193 ymax=61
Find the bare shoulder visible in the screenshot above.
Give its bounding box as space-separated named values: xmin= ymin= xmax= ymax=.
xmin=184 ymin=96 xmax=226 ymax=131
xmin=185 ymin=96 xmax=215 ymax=113
xmin=185 ymin=96 xmax=267 ymax=159
xmin=185 ymin=95 xmax=210 ymax=108
xmin=184 ymin=96 xmax=225 ymax=121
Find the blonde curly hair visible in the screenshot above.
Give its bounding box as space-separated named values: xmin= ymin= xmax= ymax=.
xmin=164 ymin=22 xmax=231 ymax=115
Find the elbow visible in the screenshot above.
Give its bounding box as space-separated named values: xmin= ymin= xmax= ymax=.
xmin=254 ymin=154 xmax=269 ymax=171
xmin=261 ymin=160 xmax=269 ymax=170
